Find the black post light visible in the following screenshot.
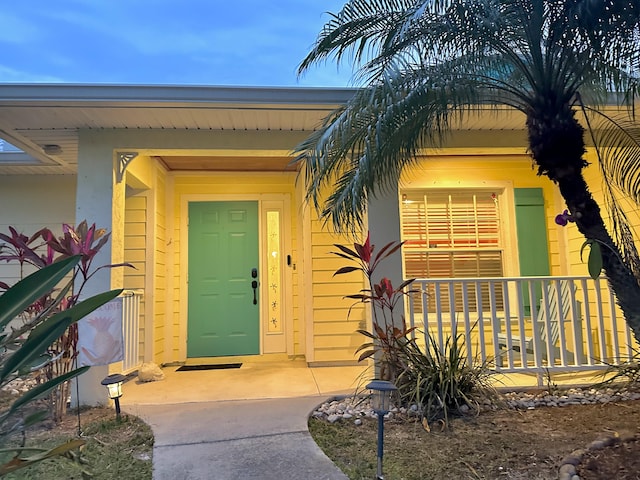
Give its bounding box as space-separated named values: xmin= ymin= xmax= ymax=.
xmin=101 ymin=373 xmax=126 ymax=420
xmin=366 ymin=379 xmax=398 ymax=480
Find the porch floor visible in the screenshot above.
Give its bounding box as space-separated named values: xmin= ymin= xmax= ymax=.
xmin=120 ymin=359 xmax=370 ymax=406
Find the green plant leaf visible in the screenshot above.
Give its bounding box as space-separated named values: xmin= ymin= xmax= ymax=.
xmin=579 ymin=240 xmax=592 ymax=262
xmin=332 ymin=243 xmax=359 ymax=259
xmin=581 ymin=240 xmax=603 ymax=279
xmin=588 ymin=241 xmax=603 ymax=279
xmin=357 ymin=350 xmax=375 ymax=361
xmin=355 ymin=329 xmax=376 ymax=339
xmin=344 ymin=293 xmax=371 ymax=301
xmin=397 ymin=278 xmax=416 ymax=291
xmin=0 ymin=256 xmax=81 ymax=331
xmin=333 ymin=266 xmax=361 ymax=276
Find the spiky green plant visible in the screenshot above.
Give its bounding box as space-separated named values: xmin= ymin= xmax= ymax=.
xmin=396 ymin=330 xmax=496 ymax=428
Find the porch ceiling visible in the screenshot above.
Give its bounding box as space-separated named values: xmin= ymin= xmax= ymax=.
xmin=156 ymin=155 xmax=297 ymax=172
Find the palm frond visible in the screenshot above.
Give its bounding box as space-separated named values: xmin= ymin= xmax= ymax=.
xmin=298 ymin=0 xmax=422 ymax=75
xmin=295 ymin=60 xmax=493 ymax=229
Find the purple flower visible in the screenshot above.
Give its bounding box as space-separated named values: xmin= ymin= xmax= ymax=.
xmin=555 ymin=209 xmax=574 ymax=226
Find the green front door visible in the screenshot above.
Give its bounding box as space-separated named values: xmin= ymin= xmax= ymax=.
xmin=187 ymin=201 xmax=260 ymax=357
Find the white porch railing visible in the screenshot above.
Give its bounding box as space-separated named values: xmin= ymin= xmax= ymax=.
xmin=121 ymin=289 xmax=143 ymax=374
xmin=406 ymin=276 xmax=637 ymax=376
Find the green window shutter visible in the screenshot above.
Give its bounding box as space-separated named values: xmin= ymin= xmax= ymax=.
xmin=514 ymin=188 xmax=550 ymax=314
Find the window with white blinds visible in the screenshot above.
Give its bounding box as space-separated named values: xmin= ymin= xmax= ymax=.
xmin=401 ymin=190 xmax=504 ymax=310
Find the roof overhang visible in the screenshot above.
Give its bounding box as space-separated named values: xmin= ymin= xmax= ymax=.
xmin=2 ymin=83 xmax=628 ymax=176
xmin=0 ymin=83 xmax=357 ymax=174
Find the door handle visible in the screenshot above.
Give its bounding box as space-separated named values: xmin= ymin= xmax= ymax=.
xmin=251 ymin=268 xmax=258 ymax=304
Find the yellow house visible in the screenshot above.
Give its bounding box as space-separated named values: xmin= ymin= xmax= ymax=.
xmin=0 ymin=84 xmax=635 ymax=402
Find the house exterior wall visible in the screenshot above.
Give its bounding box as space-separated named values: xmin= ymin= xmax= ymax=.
xmin=97 ymin=145 xmax=640 ymax=373
xmin=123 ymin=195 xmax=147 ymax=291
xmin=124 ymin=194 xmax=147 ymax=364
xmin=394 ymin=149 xmax=640 ymax=362
xmin=308 ymin=217 xmax=367 ymax=364
xmin=154 ymin=167 xmax=168 ymax=365
xmin=74 ymin=133 xmax=127 ymax=405
xmin=280 ymin=151 xmax=576 ymax=366
xmin=0 ymin=175 xmax=76 ymax=281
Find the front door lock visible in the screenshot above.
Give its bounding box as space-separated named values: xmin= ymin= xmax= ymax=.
xmin=251 ymin=268 xmax=258 ymax=304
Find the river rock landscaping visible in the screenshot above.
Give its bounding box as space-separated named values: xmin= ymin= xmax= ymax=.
xmin=309 ymin=386 xmax=640 ymax=479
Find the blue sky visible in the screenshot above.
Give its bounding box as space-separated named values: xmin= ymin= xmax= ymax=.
xmin=0 ymin=1 xmax=355 ymax=87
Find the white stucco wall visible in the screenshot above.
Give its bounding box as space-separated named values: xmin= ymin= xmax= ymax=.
xmin=0 ymin=174 xmax=76 ymax=281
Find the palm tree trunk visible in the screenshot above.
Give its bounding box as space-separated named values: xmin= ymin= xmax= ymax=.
xmin=527 ymin=104 xmax=640 ymax=344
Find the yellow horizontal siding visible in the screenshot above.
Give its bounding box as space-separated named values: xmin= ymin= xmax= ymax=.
xmin=313 ymin=349 xmax=362 ymax=363
xmin=314 ymin=320 xmax=364 ymax=336
xmin=124 ymin=249 xmax=146 ymax=262
xmin=314 ymin=334 xmax=363 ymax=349
xmin=153 ymin=172 xmax=167 ymax=364
xmin=124 ymin=277 xmax=145 ymax=289
xmin=126 ymin=237 xmax=146 ymax=249
xmin=124 ymin=222 xmax=145 ymax=236
xmin=125 ymin=211 xmax=147 ymax=224
xmin=312 ymin=282 xmax=365 ymax=298
xmin=313 ymin=306 xmax=365 ymax=322
xmin=310 ymin=204 xmax=366 ymax=362
xmin=124 ymin=193 xmax=147 ymax=368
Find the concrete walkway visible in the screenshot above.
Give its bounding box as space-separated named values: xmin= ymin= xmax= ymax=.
xmin=121 ymin=361 xmax=366 ymax=480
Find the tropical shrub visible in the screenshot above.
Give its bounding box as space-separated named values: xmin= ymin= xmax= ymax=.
xmin=334 ymin=233 xmax=495 ymax=426
xmin=0 ymin=221 xmax=130 ymax=422
xmin=0 ymin=256 xmax=121 ymax=476
xmin=396 ymin=330 xmax=496 ymax=428
xmin=332 ymin=232 xmax=415 ymax=382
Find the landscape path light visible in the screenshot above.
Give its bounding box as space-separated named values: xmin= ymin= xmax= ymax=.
xmin=101 ymin=373 xmax=126 ymax=420
xmin=366 ymin=379 xmax=397 ymax=480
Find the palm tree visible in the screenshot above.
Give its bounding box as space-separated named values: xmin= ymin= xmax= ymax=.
xmin=295 ymin=0 xmax=640 ymax=341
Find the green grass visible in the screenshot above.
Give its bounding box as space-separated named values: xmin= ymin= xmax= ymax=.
xmin=0 ymin=407 xmax=153 ymax=479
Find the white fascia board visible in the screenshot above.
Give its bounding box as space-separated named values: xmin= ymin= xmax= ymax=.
xmin=0 ymin=83 xmax=358 ymax=108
